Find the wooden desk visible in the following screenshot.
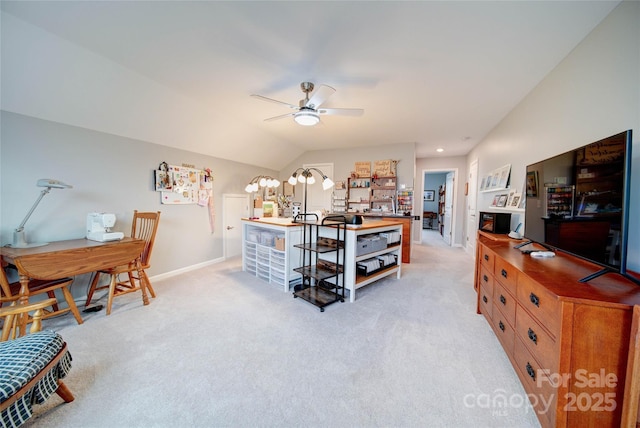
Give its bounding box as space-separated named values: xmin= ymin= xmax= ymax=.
xmin=1 ymin=237 xmax=146 ymax=306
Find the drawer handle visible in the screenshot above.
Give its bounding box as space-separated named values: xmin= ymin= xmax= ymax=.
xmin=529 ymin=292 xmax=540 ymax=307
xmin=482 ymin=295 xmax=488 ymax=304
xmin=526 ymin=362 xmax=536 ymax=380
xmin=484 ymin=254 xmax=489 ymax=261
xmin=500 ymin=295 xmax=506 ymax=305
xmin=483 ymin=274 xmax=488 ymax=282
xmin=501 ymin=269 xmax=508 ymax=278
xmin=499 ymin=321 xmax=505 ymax=332
xmin=528 ymin=328 xmax=538 ymax=345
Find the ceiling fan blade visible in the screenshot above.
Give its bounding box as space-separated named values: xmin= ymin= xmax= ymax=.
xmin=306 ymin=84 xmax=336 ymax=109
xmin=250 ymin=94 xmax=298 ymax=109
xmin=264 ymin=112 xmax=296 ymax=122
xmin=317 ymin=108 xmax=364 ymax=117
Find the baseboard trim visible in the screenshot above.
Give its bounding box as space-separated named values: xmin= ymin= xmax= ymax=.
xmin=148 ymin=256 xmax=226 ymax=282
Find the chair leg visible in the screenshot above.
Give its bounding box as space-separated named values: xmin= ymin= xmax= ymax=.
xmin=126 ymin=270 xmax=136 ymax=290
xmin=85 ymin=272 xmax=101 ymax=307
xmin=106 ymin=274 xmax=117 ymax=315
xmin=47 ymin=291 xmax=60 ymax=312
xmin=61 ymin=286 xmax=84 ymax=324
xmin=141 ymin=270 xmax=156 ymax=298
xmin=55 ymin=380 xmax=75 ymax=403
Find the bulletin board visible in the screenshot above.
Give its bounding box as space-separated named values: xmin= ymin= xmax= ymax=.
xmin=160 ymin=165 xmax=201 ymax=204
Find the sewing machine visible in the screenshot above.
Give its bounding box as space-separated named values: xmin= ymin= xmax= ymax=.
xmin=86 ymin=213 xmax=125 ymax=242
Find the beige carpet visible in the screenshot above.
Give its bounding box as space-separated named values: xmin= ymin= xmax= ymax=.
xmin=27 ymin=231 xmax=541 ymax=428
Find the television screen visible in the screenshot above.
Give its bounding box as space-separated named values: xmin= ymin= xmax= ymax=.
xmin=524 ymin=130 xmax=632 ymax=275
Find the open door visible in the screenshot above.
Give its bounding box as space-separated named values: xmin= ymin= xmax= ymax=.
xmin=442 ymin=172 xmax=454 ymax=245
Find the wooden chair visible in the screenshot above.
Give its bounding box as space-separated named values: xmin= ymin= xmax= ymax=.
xmin=0 ymin=299 xmax=74 ymax=427
xmin=0 ymin=263 xmax=83 ymax=325
xmin=85 ymin=210 xmax=161 ymax=315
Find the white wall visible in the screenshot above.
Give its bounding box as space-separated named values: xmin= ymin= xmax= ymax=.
xmin=0 ymin=111 xmax=275 ymax=279
xmin=468 ymin=1 xmax=640 ymax=271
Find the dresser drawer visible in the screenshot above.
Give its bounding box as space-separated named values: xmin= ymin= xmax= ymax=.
xmin=493 ymin=280 xmax=516 ymax=328
xmin=479 ymin=245 xmax=495 ymax=272
xmin=491 ymin=305 xmax=515 ymax=354
xmin=479 ymin=266 xmax=494 ymax=297
xmin=494 ymin=256 xmax=518 ymax=291
xmin=513 ymin=338 xmax=557 ymax=428
xmin=517 ymin=274 xmax=561 ymax=337
xmin=515 ymin=305 xmax=558 ymax=373
xmin=479 ymin=283 xmax=493 ymax=320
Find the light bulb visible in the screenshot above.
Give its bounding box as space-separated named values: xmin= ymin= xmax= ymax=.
xmin=322 ymin=177 xmax=335 ymax=190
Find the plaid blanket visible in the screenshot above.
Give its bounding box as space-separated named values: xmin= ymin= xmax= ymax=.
xmin=0 ymin=331 xmax=72 ymax=428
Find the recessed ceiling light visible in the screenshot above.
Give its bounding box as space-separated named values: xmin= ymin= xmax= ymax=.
xmin=436 ymin=148 xmax=444 ymax=153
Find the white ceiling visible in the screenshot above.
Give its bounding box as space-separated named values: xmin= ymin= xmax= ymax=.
xmin=0 ymin=1 xmax=619 ymax=170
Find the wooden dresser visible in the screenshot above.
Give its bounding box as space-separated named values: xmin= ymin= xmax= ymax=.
xmin=475 ymin=231 xmax=640 ymax=427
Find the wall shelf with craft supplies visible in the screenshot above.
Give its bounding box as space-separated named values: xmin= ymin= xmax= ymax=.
xmin=346 ymin=160 xmax=399 ymax=213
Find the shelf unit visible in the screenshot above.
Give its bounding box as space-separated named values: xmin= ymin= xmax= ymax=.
xmin=347 ymin=177 xmax=371 ymax=213
xmin=331 ymin=188 xmax=347 ymax=214
xmin=370 ymin=176 xmax=397 ymax=213
xmin=292 ymin=214 xmax=346 ymax=312
xmin=438 ymin=185 xmax=446 ymax=235
xmin=242 ymin=219 xmax=303 ymax=292
xmin=343 ymin=221 xmax=403 ymax=302
xmin=396 ymin=188 xmax=413 ymax=215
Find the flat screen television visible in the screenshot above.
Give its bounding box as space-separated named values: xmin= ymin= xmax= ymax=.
xmin=523 ymin=130 xmax=636 ymax=284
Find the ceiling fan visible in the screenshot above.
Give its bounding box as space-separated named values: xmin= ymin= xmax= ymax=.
xmin=251 ymin=82 xmax=364 ymax=126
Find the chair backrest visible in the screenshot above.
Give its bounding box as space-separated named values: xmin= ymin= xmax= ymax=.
xmin=131 ymin=211 xmax=161 ymax=269
xmin=0 ymin=298 xmax=57 ymax=341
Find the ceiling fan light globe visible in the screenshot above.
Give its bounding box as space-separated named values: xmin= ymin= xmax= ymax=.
xmin=294 ymin=110 xmax=320 ymax=126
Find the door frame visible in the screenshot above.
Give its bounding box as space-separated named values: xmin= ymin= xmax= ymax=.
xmin=420 ymin=168 xmax=458 ymax=246
xmin=466 ymin=159 xmax=479 ymax=255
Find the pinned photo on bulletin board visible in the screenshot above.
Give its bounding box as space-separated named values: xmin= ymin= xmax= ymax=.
xmin=155 ymin=162 xmax=171 ymax=191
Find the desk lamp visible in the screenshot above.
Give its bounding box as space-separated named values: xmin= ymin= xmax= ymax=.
xmin=12 ymin=179 xmax=73 ymax=248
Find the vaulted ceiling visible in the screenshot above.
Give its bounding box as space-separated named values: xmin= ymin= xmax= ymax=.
xmin=0 ymin=1 xmax=619 ymax=170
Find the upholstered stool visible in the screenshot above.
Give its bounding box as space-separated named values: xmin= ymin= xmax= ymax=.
xmin=0 ymin=330 xmax=73 ymax=427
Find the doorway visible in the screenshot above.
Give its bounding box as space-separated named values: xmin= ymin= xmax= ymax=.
xmin=223 ymin=193 xmax=250 ymax=259
xmin=420 ymin=169 xmax=457 ymax=246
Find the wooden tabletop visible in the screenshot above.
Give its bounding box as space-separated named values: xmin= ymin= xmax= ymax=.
xmin=1 ymin=237 xmax=145 ymax=280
